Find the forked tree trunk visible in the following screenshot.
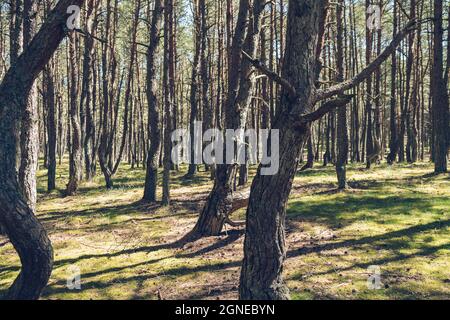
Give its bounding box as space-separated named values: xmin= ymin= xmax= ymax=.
xmin=240 ymin=0 xmax=327 ymax=299
xmin=240 ymin=0 xmax=412 ymax=300
xmin=0 ymin=0 xmax=85 ymax=300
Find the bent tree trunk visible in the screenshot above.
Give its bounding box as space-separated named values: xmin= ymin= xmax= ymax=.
xmin=186 ymin=0 xmax=265 ymax=239
xmin=0 ymin=0 xmax=85 ymax=300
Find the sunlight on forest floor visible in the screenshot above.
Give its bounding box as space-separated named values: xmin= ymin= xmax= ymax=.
xmin=0 ymin=162 xmax=449 ymax=300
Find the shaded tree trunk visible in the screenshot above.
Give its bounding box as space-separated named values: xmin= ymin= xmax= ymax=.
xmin=432 ymin=0 xmax=449 ymax=173
xmin=335 ymin=0 xmax=349 ymax=189
xmin=240 ymin=0 xmax=414 ymax=300
xmin=143 ymin=0 xmax=163 ymax=202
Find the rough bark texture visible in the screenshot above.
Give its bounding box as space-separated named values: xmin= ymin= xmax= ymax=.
xmin=239 ymin=0 xmax=414 ymax=300
xmin=18 ymin=0 xmax=38 ymax=211
xmin=0 ymin=0 xmax=85 ymax=300
xmin=432 ymin=0 xmax=449 ymax=173
xmin=66 ymin=31 xmax=82 ymax=196
xmin=240 ymin=0 xmax=328 ymax=300
xmin=143 ymin=0 xmax=163 ymax=202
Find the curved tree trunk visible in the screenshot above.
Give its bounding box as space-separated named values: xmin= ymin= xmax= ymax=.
xmin=186 ymin=0 xmax=265 ymax=239
xmin=0 ymin=0 xmax=85 ymax=300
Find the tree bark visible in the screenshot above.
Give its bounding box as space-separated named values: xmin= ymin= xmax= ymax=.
xmin=66 ymin=31 xmax=82 ymax=196
xmin=0 ymin=0 xmax=85 ymax=300
xmin=240 ymin=0 xmax=413 ymax=300
xmin=432 ymin=0 xmax=449 ymax=173
xmin=18 ymin=0 xmax=39 ymax=211
xmin=335 ymin=0 xmax=349 ymax=189
xmin=186 ymin=0 xmax=265 ymax=239
xmin=143 ymin=0 xmax=163 ymax=202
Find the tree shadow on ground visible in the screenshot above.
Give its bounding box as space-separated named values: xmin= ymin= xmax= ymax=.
xmin=287 ymin=219 xmax=450 ymax=259
xmin=287 ymin=194 xmax=446 ymax=229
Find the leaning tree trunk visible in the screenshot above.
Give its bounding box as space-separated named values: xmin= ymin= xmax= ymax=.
xmin=0 ymin=0 xmax=85 ymax=300
xmin=186 ymin=0 xmax=265 ymax=239
xmin=143 ymin=0 xmax=163 ymax=202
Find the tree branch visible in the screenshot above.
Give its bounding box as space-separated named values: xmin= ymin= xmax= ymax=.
xmin=242 ymin=50 xmax=298 ymax=98
xmin=299 ymin=95 xmax=354 ymax=123
xmin=313 ymin=19 xmax=417 ymax=103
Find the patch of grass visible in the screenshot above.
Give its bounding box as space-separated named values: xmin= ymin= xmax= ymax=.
xmin=0 ymin=160 xmax=448 ymax=300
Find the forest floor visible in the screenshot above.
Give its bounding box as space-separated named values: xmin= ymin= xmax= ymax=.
xmin=0 ymin=161 xmax=449 ymax=300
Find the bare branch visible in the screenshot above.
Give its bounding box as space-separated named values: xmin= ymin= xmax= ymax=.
xmin=313 ymin=20 xmax=417 ymax=103
xmin=242 ymin=50 xmax=298 ymax=98
xmin=299 ymin=95 xmax=354 ymax=124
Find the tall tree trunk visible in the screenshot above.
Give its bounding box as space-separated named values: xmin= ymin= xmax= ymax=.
xmin=162 ymin=0 xmax=174 ymax=205
xmin=18 ymin=0 xmax=38 ymax=210
xmin=143 ymin=0 xmax=163 ymax=202
xmin=387 ymin=0 xmax=398 ymax=164
xmin=240 ymin=0 xmax=329 ymax=299
xmin=81 ymin=1 xmax=98 ymax=182
xmin=186 ymin=0 xmax=202 ymax=178
xmin=66 ymin=32 xmax=82 ymax=196
xmin=432 ymin=0 xmax=449 ymax=173
xmin=335 ymin=0 xmax=349 ymax=189
xmin=240 ymin=0 xmax=413 ymax=300
xmin=45 ymin=62 xmax=57 ymax=192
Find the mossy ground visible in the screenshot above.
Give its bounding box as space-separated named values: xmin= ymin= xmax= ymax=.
xmin=0 ymin=161 xmax=448 ymax=300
